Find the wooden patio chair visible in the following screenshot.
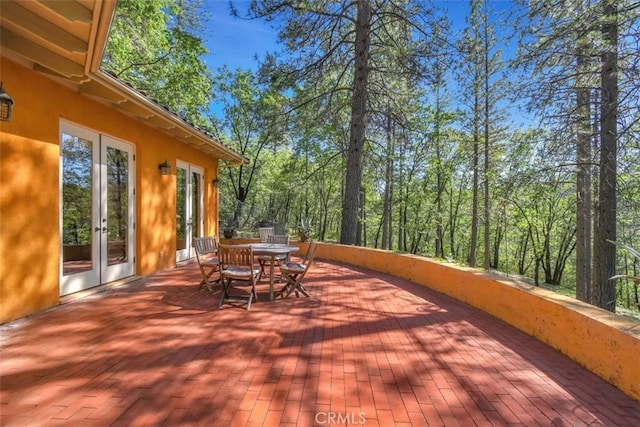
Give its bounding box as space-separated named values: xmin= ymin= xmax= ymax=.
xmin=194 ymin=236 xmax=220 ymax=292
xmin=258 ymin=234 xmax=290 ymax=278
xmin=217 ymin=244 xmax=261 ymax=310
xmin=276 ymin=241 xmax=317 ymax=298
xmin=258 ymin=226 xmax=275 ymax=242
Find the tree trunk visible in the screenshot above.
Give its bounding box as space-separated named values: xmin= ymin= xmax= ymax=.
xmin=382 ymin=114 xmax=393 ymax=250
xmin=449 ymin=179 xmax=462 ymax=258
xmin=340 ymin=0 xmax=371 ymax=245
xmin=469 ymin=123 xmax=480 ymax=266
xmin=435 ymin=135 xmax=444 ymax=258
xmin=575 ymin=37 xmax=592 ymax=303
xmin=357 ymin=185 xmax=365 ymax=246
xmin=492 ymin=221 xmax=502 ymax=269
xmin=397 ymin=134 xmax=406 ymax=252
xmin=593 ymin=0 xmax=618 ymax=312
xmin=517 ymin=233 xmax=529 ymax=275
xmin=482 ymin=15 xmax=491 ymax=270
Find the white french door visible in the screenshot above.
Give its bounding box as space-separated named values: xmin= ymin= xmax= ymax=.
xmin=176 ymin=160 xmax=204 ymax=262
xmin=60 ymin=122 xmax=135 ymax=296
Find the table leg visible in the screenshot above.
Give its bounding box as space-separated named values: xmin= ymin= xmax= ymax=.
xmin=269 ymin=255 xmax=275 ymax=301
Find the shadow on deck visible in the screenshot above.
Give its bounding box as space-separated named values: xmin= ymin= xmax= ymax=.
xmin=1 ymin=259 xmax=638 ymax=426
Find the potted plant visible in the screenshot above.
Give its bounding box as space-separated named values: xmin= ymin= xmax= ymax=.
xmin=298 ymin=218 xmax=312 ymax=242
xmin=221 ymin=219 xmax=235 ymax=239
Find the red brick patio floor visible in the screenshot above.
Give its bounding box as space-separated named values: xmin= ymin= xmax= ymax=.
xmin=1 ymin=259 xmax=638 ymax=426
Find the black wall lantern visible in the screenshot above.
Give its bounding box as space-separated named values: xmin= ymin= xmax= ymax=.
xmin=158 ymin=160 xmax=171 ymax=175
xmin=0 ymin=82 xmax=15 ymax=122
xmin=212 ymin=178 xmax=220 ymax=187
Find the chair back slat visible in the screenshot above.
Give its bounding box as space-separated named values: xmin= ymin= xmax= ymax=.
xmin=259 ymin=227 xmax=275 ymax=242
xmin=195 ymin=236 xmax=218 ymax=256
xmin=267 ymin=234 xmax=290 ymax=245
xmin=193 ymin=236 xmax=220 ymax=292
xmin=217 ymin=244 xmax=259 ymax=310
xmin=303 ymin=240 xmax=318 ymax=265
xmin=218 ymin=244 xmax=254 ymax=268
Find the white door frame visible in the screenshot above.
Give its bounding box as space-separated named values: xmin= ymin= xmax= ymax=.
xmin=175 ymin=160 xmax=204 ymax=262
xmin=100 ymin=135 xmax=136 ymax=283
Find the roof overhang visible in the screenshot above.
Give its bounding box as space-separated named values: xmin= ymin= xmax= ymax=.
xmin=0 ymin=0 xmax=245 ymax=166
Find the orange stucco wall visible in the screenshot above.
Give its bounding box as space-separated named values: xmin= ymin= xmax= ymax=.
xmin=313 ymin=242 xmax=640 ymax=401
xmin=0 ymin=58 xmax=220 ymax=323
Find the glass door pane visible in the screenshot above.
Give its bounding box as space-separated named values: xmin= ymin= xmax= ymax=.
xmin=106 ymin=146 xmax=129 ymax=266
xmin=191 ymin=170 xmax=202 ymax=244
xmin=176 ymin=166 xmax=187 ymax=253
xmin=176 ymin=162 xmax=203 ymax=262
xmin=101 ymin=136 xmax=135 ymax=283
xmin=61 ymin=134 xmax=95 ymax=276
xmin=60 ymin=123 xmax=101 ymax=295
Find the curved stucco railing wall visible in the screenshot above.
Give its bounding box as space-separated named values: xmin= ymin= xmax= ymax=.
xmin=307 ymin=241 xmax=640 ymax=402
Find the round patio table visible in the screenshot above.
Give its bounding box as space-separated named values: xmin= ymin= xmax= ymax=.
xmin=249 ymin=243 xmax=299 ymax=300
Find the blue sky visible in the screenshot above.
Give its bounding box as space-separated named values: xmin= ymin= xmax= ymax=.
xmin=200 ymin=1 xmax=530 ymax=124
xmin=202 ymin=1 xmax=278 ymax=72
xmin=201 ymin=0 xmax=486 ymax=72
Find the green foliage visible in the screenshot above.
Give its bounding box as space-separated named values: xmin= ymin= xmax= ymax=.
xmin=102 ymin=0 xmax=213 ymax=127
xmin=211 ymin=67 xmax=290 ymax=229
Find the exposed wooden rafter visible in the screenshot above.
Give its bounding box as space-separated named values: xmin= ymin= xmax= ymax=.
xmin=0 ymin=27 xmax=85 ymax=77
